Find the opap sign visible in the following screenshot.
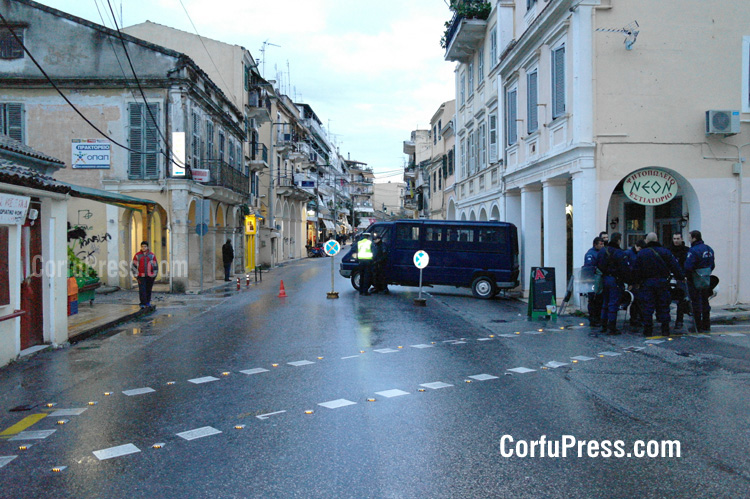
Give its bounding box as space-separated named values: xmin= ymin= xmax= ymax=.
xmin=72 ymin=139 xmax=111 ymax=169
xmin=623 ymin=169 xmax=678 ymax=206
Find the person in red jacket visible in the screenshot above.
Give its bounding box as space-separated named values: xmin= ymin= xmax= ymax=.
xmin=131 ymin=241 xmax=158 ymax=308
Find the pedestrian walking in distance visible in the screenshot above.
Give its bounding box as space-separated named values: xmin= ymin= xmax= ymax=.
xmin=131 ymin=241 xmax=158 ymax=309
xmin=222 ymin=239 xmax=234 ymax=282
xmin=684 ymin=230 xmax=715 ymax=332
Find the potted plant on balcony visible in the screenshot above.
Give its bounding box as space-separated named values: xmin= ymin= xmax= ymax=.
xmin=441 ymin=0 xmax=492 ymax=49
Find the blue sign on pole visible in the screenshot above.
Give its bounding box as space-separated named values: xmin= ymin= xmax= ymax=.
xmin=324 ymin=240 xmax=341 ymax=256
xmin=195 ymin=223 xmax=209 ymax=236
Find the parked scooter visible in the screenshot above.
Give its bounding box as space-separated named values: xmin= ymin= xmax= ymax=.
xmin=306 ymin=243 xmax=326 ymax=258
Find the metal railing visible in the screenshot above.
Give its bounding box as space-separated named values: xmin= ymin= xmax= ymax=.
xmin=251 ymin=143 xmax=268 ymax=163
xmin=199 ymin=159 xmax=249 ymax=197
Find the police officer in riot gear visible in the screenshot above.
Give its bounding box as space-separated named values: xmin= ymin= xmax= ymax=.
xmin=595 ymin=232 xmax=627 ymax=335
xmin=633 ymin=232 xmax=684 ymax=336
xmin=584 ymin=237 xmax=605 ymax=328
xmin=684 ymin=230 xmax=715 ymax=332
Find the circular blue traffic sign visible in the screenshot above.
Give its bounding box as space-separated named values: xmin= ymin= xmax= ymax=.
xmin=195 ymin=223 xmax=209 ymax=235
xmin=413 ymin=250 xmax=429 ymax=269
xmin=324 ymin=240 xmax=341 ymax=256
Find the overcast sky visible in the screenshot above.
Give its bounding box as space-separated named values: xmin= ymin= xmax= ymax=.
xmin=36 ymin=0 xmax=456 ymax=182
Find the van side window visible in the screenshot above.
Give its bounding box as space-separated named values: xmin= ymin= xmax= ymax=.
xmin=396 ymin=225 xmax=420 ymax=241
xmin=478 ymin=229 xmax=500 ymax=243
xmin=457 ymin=229 xmax=474 ymax=242
xmin=426 ymin=227 xmax=443 ymax=241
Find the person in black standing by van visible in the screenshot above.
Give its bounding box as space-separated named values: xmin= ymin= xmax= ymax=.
xmin=371 ymin=233 xmax=389 ymax=294
xmin=595 ymin=232 xmax=627 ymax=335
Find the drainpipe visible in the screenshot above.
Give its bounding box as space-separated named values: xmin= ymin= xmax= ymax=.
xmin=724 ymin=141 xmax=748 ymax=305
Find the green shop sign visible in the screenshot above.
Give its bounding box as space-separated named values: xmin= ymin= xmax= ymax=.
xmin=623 ymin=169 xmax=678 ymax=206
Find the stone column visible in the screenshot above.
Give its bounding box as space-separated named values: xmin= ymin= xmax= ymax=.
xmin=572 ymin=168 xmax=597 ymax=275
xmin=521 ymin=184 xmax=542 ymax=295
xmin=543 ymin=178 xmax=568 ymax=303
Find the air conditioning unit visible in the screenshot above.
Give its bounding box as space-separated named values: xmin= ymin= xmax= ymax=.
xmin=706 ymin=110 xmax=740 ymax=135
xmin=309 ymin=152 xmax=318 ymax=163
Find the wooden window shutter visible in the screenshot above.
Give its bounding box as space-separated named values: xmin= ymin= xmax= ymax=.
xmin=552 ymin=47 xmax=566 ymax=118
xmin=489 ymin=113 xmax=498 ymax=162
xmin=144 ymin=103 xmax=159 ymax=179
xmin=128 ymin=103 xmax=144 ymax=178
xmin=507 ymin=89 xmax=517 ymax=146
xmin=527 ymin=71 xmax=538 ymax=133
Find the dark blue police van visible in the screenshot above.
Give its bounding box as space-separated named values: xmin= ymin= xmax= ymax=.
xmin=339 ymin=220 xmax=519 ymax=298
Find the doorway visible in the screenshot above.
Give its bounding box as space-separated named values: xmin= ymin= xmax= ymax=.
xmin=20 ymin=201 xmax=43 ymax=350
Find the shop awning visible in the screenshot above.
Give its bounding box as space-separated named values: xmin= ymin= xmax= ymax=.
xmin=322 ymin=219 xmax=335 ymax=230
xmin=61 ymin=182 xmax=156 ymax=210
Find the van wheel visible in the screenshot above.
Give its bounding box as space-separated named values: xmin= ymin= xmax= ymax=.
xmin=471 ymin=276 xmax=495 ymax=299
xmin=351 ymin=271 xmax=361 ymax=291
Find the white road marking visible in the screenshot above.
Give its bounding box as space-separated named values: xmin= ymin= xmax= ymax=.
xmin=497 ymin=334 xmax=518 ymax=338
xmin=9 ymin=430 xmax=56 ymax=441
xmin=288 ymin=360 xmax=315 ymax=367
xmin=256 ymin=410 xmax=287 ymax=420
xmin=410 ymin=344 xmax=434 ymax=349
xmin=318 ymin=399 xmax=357 ymax=409
xmin=507 ymin=367 xmax=536 ymax=374
xmin=544 ymin=361 xmax=569 ymax=369
xmin=523 ymin=331 xmax=544 ymax=335
xmin=645 ymin=340 xmax=665 ymax=345
xmin=598 ymin=351 xmax=622 ymax=357
xmin=570 ymin=356 xmax=596 ymax=362
xmin=468 ymin=374 xmax=499 ymax=381
xmin=375 ymin=389 xmax=410 ymax=398
xmin=49 ymin=408 xmax=87 ymax=417
xmin=240 ymin=368 xmax=269 ymax=375
xmin=176 ymin=426 xmax=222 ymax=440
xmin=477 ymin=338 xmax=493 ymax=341
xmin=373 ymin=348 xmax=399 ymax=354
xmin=726 ymin=333 xmax=746 ymax=337
xmin=341 ymin=355 xmax=360 ymax=359
xmin=122 ymin=387 xmax=155 ymax=396
xmin=93 ymin=443 xmax=141 ymax=460
xmin=624 ymin=346 xmax=646 ymax=352
xmin=420 ymin=381 xmax=453 ymax=389
xmin=188 ymin=376 xmax=220 ymax=384
xmin=0 ymin=456 xmax=17 ymax=468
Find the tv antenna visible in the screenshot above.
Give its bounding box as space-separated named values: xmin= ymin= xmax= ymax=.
xmin=259 ymin=39 xmax=281 ymax=78
xmin=596 ymin=20 xmax=639 ymax=50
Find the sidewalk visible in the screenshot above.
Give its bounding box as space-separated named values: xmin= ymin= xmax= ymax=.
xmin=65 ymin=269 xmax=272 ymax=344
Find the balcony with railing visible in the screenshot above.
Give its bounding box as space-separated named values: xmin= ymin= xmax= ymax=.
xmin=198 ymin=159 xmax=249 ymax=197
xmin=442 ymin=1 xmax=491 ymax=62
xmin=246 ymin=89 xmax=272 ymax=124
xmin=248 ymin=142 xmax=268 ymax=171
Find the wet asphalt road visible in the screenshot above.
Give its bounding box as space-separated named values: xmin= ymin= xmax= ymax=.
xmin=1 ymin=252 xmax=750 ymax=498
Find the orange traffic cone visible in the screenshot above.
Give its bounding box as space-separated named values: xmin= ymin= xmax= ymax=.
xmin=278 ymin=280 xmax=288 ymax=298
